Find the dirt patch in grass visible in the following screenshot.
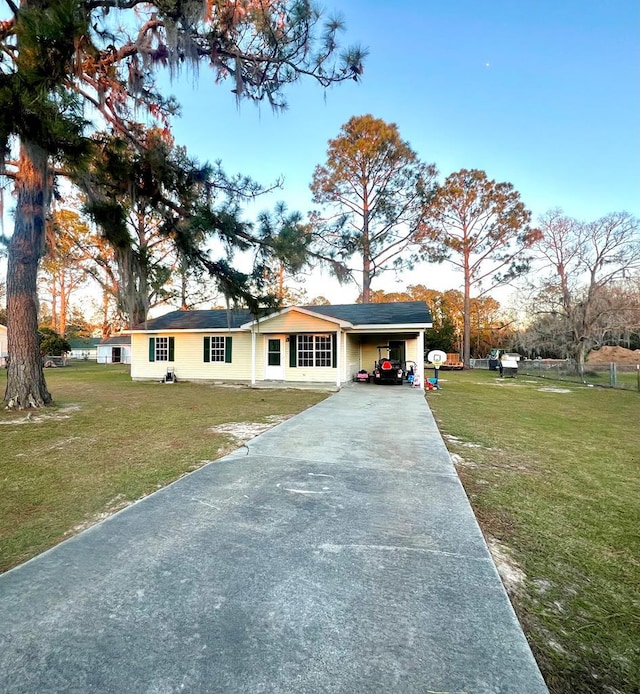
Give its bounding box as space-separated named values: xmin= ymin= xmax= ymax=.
xmin=449 ymin=439 xmax=536 ymax=475
xmin=486 ymin=535 xmax=526 ymax=596
xmin=443 ymin=433 xmax=498 ymax=450
xmin=208 ymin=414 xmax=293 ymax=443
xmin=68 ymin=494 xmax=133 ymax=535
xmin=0 ymin=403 xmax=81 ymax=424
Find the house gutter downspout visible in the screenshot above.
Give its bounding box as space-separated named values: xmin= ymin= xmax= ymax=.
xmin=336 ymin=329 xmax=341 ymax=389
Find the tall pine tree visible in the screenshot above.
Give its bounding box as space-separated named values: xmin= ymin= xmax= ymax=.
xmin=0 ymin=0 xmax=365 ymax=408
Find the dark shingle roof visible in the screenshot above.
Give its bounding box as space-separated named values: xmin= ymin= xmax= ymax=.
xmin=134 ymin=309 xmax=254 ymax=331
xmin=100 ymin=335 xmax=132 ymax=345
xmin=134 ymin=302 xmax=432 ymax=331
xmin=301 ymin=302 xmax=432 ymax=326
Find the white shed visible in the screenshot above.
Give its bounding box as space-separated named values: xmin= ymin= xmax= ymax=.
xmin=97 ymin=335 xmax=132 ymax=364
xmin=68 ymin=337 xmax=101 ymax=360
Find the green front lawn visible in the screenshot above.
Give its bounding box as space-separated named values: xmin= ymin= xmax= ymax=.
xmin=428 ymin=370 xmax=640 ymax=694
xmin=0 ymin=362 xmax=328 ymax=573
xmin=3 ymin=363 xmax=639 ymax=692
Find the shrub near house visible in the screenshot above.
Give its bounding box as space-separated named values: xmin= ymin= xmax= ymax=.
xmin=39 ymin=330 xmax=71 ymax=363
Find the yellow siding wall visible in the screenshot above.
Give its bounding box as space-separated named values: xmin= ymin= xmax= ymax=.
xmin=131 ymin=333 xmax=153 ymax=379
xmin=257 ymin=333 xmax=337 ymax=383
xmin=283 ymin=364 xmax=336 ymax=382
xmin=361 ymin=338 xmax=381 ymax=373
xmin=131 ymin=332 xmax=252 ymax=381
xmin=131 ymin=329 xmax=424 ymax=384
xmin=404 ymin=338 xmax=420 ymax=364
xmin=345 ymin=335 xmax=360 ymax=379
xmin=255 ymin=333 xmax=265 ymax=380
xmin=256 ymin=311 xmax=339 ymax=334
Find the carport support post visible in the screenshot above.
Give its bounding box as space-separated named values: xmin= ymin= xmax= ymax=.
xmin=336 ymin=329 xmax=341 ymax=389
xmin=417 ymin=329 xmax=425 ymax=390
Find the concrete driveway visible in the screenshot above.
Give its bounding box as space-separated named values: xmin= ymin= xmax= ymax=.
xmin=0 ymin=383 xmax=548 ymax=693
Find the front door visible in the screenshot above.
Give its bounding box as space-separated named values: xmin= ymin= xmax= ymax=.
xmin=265 ymin=337 xmax=285 ymax=380
xmin=389 ymin=340 xmax=406 ymax=365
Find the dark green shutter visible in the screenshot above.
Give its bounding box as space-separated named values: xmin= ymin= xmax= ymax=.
xmin=169 ymin=337 xmax=175 ymax=361
xmin=149 ymin=338 xmax=155 ymax=362
xmin=204 ymin=337 xmax=210 ymax=362
xmin=289 ymin=335 xmax=297 ymax=367
xmin=332 ymin=333 xmax=337 ymax=368
xmin=225 ymin=336 xmax=233 ymax=363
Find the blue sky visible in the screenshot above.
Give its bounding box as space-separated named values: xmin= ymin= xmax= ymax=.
xmin=157 ymin=0 xmax=639 ymax=301
xmin=0 ymin=1 xmax=636 ymax=305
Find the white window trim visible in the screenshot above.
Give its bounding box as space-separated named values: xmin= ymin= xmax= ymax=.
xmin=155 ymin=336 xmax=169 ymax=362
xmin=297 ymin=334 xmax=332 ymax=368
xmin=209 ymin=336 xmax=226 ymax=363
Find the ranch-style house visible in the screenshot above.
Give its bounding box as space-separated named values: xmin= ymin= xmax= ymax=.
xmin=129 ymin=302 xmax=433 ymax=389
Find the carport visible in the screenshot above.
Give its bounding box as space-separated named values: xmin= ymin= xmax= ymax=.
xmin=257 ymin=302 xmax=431 ymax=389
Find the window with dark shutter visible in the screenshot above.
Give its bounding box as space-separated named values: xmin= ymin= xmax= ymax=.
xmin=204 ymin=336 xmax=232 ymax=363
xmin=294 ymin=334 xmax=334 ymax=367
xmin=289 ymin=335 xmax=297 ymax=367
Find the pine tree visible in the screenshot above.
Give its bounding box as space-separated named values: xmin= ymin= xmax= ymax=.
xmin=311 ymin=115 xmax=436 ymax=303
xmin=0 ymin=0 xmax=365 ymax=408
xmin=422 ymin=169 xmax=540 ymax=368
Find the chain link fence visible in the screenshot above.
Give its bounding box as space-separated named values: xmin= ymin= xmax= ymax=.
xmin=470 ymin=358 xmax=640 ymax=391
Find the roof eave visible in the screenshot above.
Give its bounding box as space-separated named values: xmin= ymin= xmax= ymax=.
xmin=241 ymin=305 xmax=353 ymax=329
xmin=129 ymin=326 xmax=246 ymax=334
xmin=348 ymin=322 xmax=433 ymax=331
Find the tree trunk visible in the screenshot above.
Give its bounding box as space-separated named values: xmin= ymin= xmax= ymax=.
xmin=277 ymin=261 xmax=285 ymax=301
xmin=180 ymin=266 xmax=188 ymax=309
xmin=4 ymin=142 xmax=52 ymax=409
xmin=362 ymin=207 xmax=371 ymax=303
xmin=115 ymin=246 xmax=149 ymax=328
xmin=574 ymin=341 xmax=588 ymax=379
xmin=101 ymin=270 xmax=113 ymax=338
xmin=362 ymin=259 xmax=371 ymax=303
xmin=463 ymin=290 xmax=471 ymax=368
xmin=462 ymin=253 xmax=472 ymax=369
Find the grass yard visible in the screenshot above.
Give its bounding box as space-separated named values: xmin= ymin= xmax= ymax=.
xmin=0 ymin=362 xmax=328 ymax=574
xmin=2 ymin=362 xmax=638 ymax=692
xmin=427 ymin=370 xmax=640 ymax=694
xmin=518 ymin=364 xmax=640 ymax=392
